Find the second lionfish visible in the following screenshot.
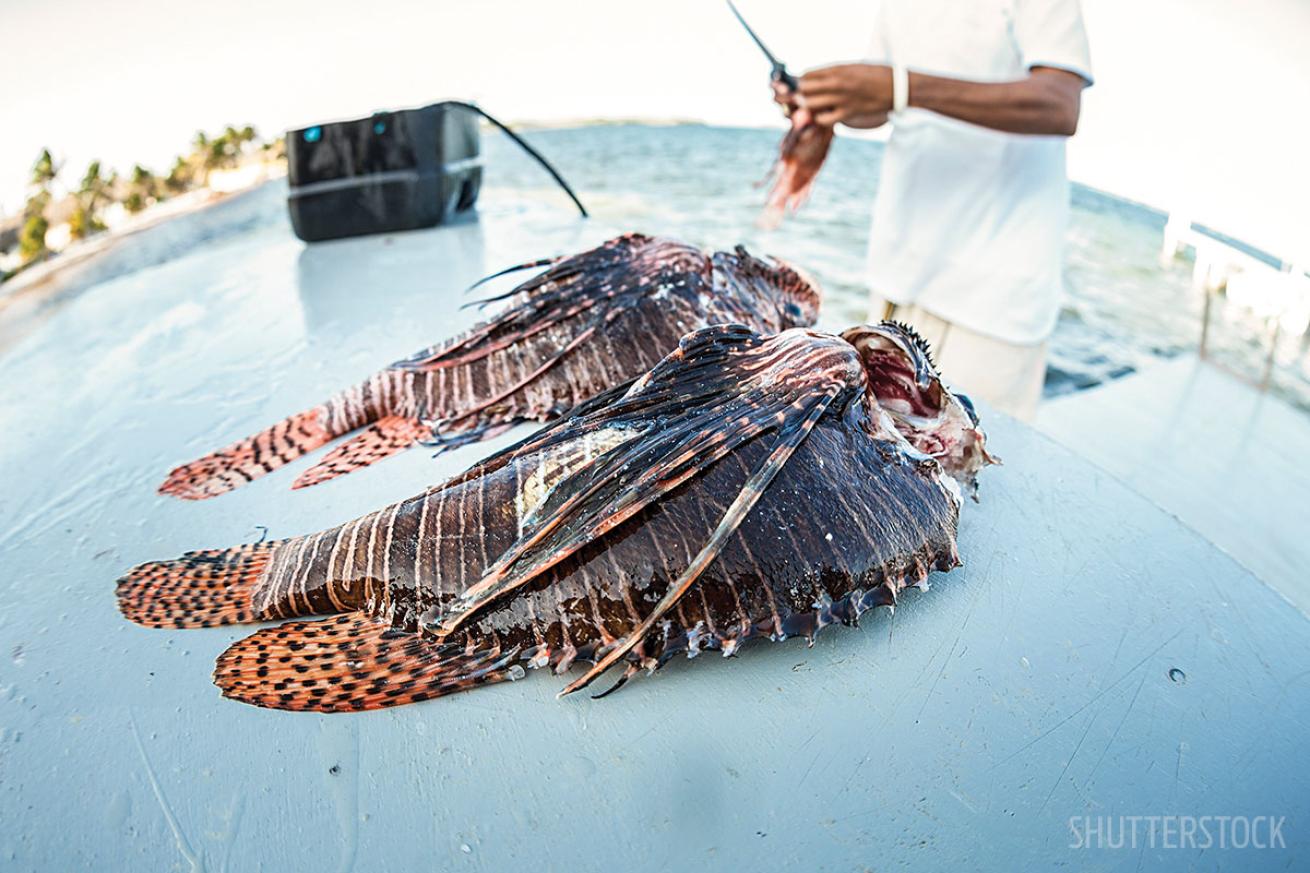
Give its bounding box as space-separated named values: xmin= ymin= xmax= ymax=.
xmin=158 ymin=233 xmax=820 ymax=499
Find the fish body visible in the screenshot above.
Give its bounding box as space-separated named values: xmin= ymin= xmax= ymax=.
xmin=158 ymin=234 xmax=820 ymax=499
xmin=121 ymin=323 xmax=992 ymax=710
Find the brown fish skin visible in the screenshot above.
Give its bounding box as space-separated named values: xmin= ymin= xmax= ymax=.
xmin=120 ymin=323 xmax=989 ymax=711
xmin=156 ymin=233 xmax=820 ymax=500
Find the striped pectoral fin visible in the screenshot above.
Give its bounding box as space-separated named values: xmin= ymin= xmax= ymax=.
xmin=429 ymin=326 xmax=864 ymax=652
xmin=116 ymin=541 xmax=283 ymax=628
xmin=158 ymin=407 xmax=334 ymax=500
xmin=560 ymin=386 xmax=842 ymax=697
xmin=213 ymin=613 xmax=524 ymax=712
xmin=393 ymin=234 xmax=692 ymax=374
xmin=292 ymin=415 xmax=429 ymax=490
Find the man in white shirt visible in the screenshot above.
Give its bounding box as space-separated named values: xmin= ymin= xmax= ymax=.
xmin=774 ymin=0 xmax=1092 ymax=420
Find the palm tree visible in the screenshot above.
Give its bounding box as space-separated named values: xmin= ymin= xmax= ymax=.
xmin=18 ymin=148 xmax=60 ymax=263
xmin=68 ymin=160 xmax=112 ymax=240
xmin=124 ymin=164 xmax=159 ymax=213
xmin=18 ymin=213 xmax=49 ymax=264
xmin=165 ymin=155 xmax=194 ymax=193
xmin=30 ymin=148 xmax=58 ymax=189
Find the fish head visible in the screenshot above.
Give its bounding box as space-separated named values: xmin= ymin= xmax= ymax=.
xmin=719 ymin=246 xmax=822 ymax=329
xmin=842 ymin=321 xmax=997 ymax=496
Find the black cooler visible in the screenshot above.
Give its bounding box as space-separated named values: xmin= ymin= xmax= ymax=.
xmin=286 ymin=102 xmax=482 ymax=242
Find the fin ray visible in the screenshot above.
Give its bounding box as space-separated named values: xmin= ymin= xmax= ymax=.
xmin=394 ymin=234 xmax=705 ymax=372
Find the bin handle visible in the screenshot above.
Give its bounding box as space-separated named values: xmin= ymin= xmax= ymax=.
xmin=444 ymin=101 xmax=589 ymax=219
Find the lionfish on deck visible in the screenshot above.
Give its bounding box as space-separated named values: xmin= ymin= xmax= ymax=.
xmin=157 ymin=233 xmax=820 ymax=499
xmin=118 ymin=321 xmax=995 ymax=711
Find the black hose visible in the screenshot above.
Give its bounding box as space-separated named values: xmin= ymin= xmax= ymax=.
xmin=444 ymin=101 xmax=589 ymax=218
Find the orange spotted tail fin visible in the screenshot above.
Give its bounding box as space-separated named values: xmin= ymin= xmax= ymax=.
xmin=158 ymin=407 xmax=335 ymax=500
xmin=214 ymin=613 xmax=525 ymax=711
xmin=292 ymin=415 xmax=429 ymax=490
xmin=116 ymin=541 xmax=282 ymax=628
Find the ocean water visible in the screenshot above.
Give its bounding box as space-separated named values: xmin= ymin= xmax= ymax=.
xmin=486 ymin=124 xmax=1310 ymax=406
xmin=6 ymin=122 xmax=1305 ymax=409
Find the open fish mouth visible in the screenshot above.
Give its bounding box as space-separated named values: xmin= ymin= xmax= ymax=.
xmin=843 ymin=322 xmax=997 ymax=495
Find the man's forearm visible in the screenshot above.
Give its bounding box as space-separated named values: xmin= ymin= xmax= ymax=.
xmin=796 ymin=64 xmax=1085 ymax=136
xmin=906 ymin=68 xmax=1083 ymax=136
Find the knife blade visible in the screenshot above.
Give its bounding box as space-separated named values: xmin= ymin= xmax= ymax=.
xmin=726 ymin=0 xmax=799 ymax=91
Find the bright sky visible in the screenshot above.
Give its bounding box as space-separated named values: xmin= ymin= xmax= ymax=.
xmin=1 ymin=0 xmax=1307 ymax=259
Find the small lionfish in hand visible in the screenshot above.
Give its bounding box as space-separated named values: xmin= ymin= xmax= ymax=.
xmin=157 ymin=233 xmax=820 ymax=499
xmin=760 ymin=105 xmax=835 ymax=229
xmin=119 ymin=321 xmax=994 ymax=711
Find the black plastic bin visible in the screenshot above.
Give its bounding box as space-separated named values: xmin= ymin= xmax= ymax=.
xmin=286 ymin=102 xmax=482 ymax=242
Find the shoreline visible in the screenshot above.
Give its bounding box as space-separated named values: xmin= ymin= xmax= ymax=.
xmin=0 ymin=171 xmax=285 ymax=354
xmin=1 ymin=165 xmax=285 ymax=302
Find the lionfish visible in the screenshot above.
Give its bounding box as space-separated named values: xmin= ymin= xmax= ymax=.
xmin=761 ymin=105 xmax=835 ymax=228
xmin=157 ymin=233 xmax=820 ymax=499
xmin=118 ymin=321 xmax=994 ymax=711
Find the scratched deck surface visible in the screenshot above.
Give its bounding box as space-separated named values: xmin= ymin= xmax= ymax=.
xmin=1036 ymin=355 xmax=1310 ymax=617
xmin=1 ymin=191 xmax=1307 ymax=871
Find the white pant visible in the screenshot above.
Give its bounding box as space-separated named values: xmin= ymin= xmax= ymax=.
xmin=871 ymin=297 xmax=1047 ymax=421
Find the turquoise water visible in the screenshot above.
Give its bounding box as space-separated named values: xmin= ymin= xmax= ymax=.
xmin=487 ymin=124 xmax=1310 ymax=405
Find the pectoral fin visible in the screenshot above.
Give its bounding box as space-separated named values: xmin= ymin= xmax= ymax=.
xmin=426 ymin=325 xmax=865 ymax=644
xmin=214 ymin=613 xmax=524 ymax=712
xmin=559 ymin=386 xmax=841 ymax=696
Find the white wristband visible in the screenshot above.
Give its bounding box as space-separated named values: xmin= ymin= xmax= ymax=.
xmin=892 ymin=64 xmax=910 ymax=114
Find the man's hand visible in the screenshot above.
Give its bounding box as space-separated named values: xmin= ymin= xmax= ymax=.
xmin=771 ymin=68 xmax=889 ymax=130
xmin=798 ymin=64 xmax=893 ymax=129
xmin=770 ymin=80 xmax=799 ymax=118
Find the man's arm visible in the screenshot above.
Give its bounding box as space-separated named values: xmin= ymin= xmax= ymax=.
xmin=794 ymin=64 xmax=1087 ymax=135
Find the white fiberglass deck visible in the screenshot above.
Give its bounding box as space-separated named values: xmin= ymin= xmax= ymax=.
xmin=1 ymin=195 xmax=1307 ymax=871
xmin=1036 ymin=354 xmax=1310 ymax=616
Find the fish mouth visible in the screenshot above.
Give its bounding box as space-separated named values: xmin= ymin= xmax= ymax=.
xmin=843 ymin=321 xmax=942 ymax=417
xmin=842 ymin=322 xmax=996 ymax=495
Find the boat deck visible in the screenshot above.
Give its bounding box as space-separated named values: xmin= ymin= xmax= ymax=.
xmin=1036 ymin=354 xmax=1310 ymax=615
xmin=1 ymin=202 xmax=1306 ymax=870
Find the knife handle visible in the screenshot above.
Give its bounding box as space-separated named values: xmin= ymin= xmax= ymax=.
xmin=773 ymin=69 xmax=799 ymax=91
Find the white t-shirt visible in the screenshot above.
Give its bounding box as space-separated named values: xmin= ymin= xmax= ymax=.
xmin=866 ymin=0 xmax=1093 ymax=345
